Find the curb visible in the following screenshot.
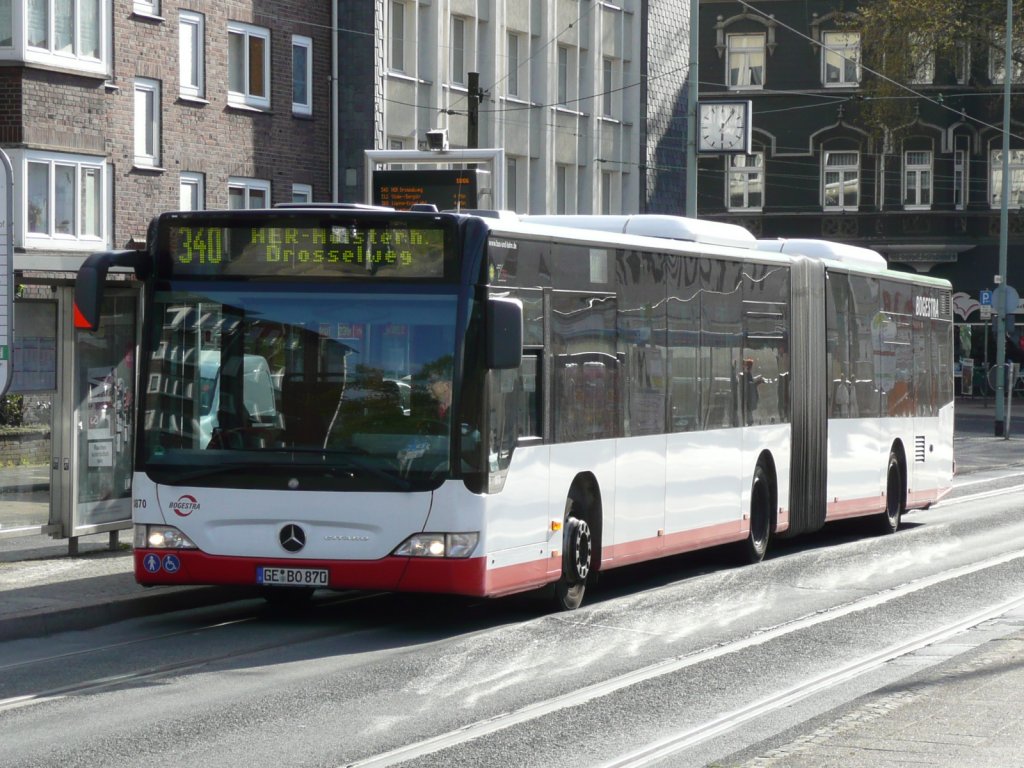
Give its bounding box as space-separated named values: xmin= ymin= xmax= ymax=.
xmin=0 ymin=585 xmax=256 ymax=642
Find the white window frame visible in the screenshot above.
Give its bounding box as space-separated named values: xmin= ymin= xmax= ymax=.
xmin=389 ymin=1 xmax=406 ymax=72
xmin=908 ymin=33 xmax=935 ymax=85
xmin=990 ymin=149 xmax=1024 ymax=209
xmin=179 ymin=172 xmax=205 ymax=211
xmin=903 ymin=150 xmax=932 ymax=209
xmin=19 ymin=150 xmax=107 ymax=249
xmin=507 ymin=32 xmax=520 ymax=97
xmin=16 ymin=0 xmax=110 ymax=75
xmin=228 ymin=176 xmax=270 ymax=209
xmin=133 ymin=77 xmax=161 ymax=168
xmin=989 ymin=30 xmax=1024 ymax=84
xmin=821 ymin=31 xmax=860 ymax=87
xmin=227 ymin=21 xmax=270 ymax=110
xmin=727 ymin=152 xmax=764 ymax=211
xmin=133 ymin=0 xmax=159 ymax=17
xmin=953 ymin=149 xmax=967 ymax=210
xmin=292 ymin=34 xmax=312 ymax=116
xmin=178 ymin=10 xmax=204 ymax=100
xmin=823 ymin=150 xmax=860 ymax=210
xmin=450 ymin=16 xmax=466 ymax=85
xmin=292 ymin=183 xmax=313 ymax=203
xmin=727 ymin=32 xmax=765 ymax=90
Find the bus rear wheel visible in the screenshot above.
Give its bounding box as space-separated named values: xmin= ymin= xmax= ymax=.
xmin=878 ymin=453 xmax=904 ymax=535
xmin=742 ymin=465 xmax=771 ymax=563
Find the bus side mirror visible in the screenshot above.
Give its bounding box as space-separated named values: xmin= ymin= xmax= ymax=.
xmin=486 ymin=297 xmax=523 ymax=370
xmin=74 ymin=250 xmax=150 ymax=330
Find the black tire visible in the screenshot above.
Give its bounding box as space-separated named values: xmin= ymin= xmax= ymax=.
xmin=743 ymin=465 xmax=771 ymax=563
xmin=552 ymin=494 xmax=593 ymax=611
xmin=878 ymin=452 xmax=904 ymax=535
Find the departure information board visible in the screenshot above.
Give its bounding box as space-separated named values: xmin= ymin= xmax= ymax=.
xmin=372 ymin=170 xmax=478 ymax=211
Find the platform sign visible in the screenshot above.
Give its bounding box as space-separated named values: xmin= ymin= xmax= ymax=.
xmin=0 ymin=149 xmax=12 ymax=396
xmin=372 ymin=169 xmax=478 ymax=211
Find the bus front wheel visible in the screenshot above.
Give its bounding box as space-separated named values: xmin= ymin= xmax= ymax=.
xmin=553 ymin=497 xmax=592 ymax=611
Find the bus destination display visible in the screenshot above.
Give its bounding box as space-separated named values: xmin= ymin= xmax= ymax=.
xmin=166 ymin=222 xmax=448 ymax=278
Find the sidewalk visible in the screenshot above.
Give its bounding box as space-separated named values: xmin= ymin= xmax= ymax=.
xmin=1 ymin=400 xmax=1024 ymax=768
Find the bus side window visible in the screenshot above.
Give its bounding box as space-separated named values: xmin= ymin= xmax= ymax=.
xmin=490 ymin=353 xmax=540 ymax=473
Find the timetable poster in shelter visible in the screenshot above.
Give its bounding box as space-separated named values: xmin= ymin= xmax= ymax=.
xmin=373 ymin=169 xmax=478 ymax=211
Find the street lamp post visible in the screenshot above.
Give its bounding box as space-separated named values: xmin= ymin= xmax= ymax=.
xmin=995 ymin=0 xmax=1013 ymax=436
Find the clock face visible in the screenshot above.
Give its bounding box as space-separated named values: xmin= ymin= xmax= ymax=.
xmin=698 ymin=102 xmax=749 ymax=153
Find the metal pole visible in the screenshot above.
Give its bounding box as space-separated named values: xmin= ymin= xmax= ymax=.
xmin=685 ymin=0 xmax=699 ymax=217
xmin=996 ymin=0 xmax=1013 ymax=436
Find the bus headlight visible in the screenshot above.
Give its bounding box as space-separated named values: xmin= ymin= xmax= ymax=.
xmin=135 ymin=524 xmax=198 ymax=550
xmin=394 ymin=532 xmax=479 ymax=558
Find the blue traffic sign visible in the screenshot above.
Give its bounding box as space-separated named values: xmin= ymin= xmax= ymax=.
xmin=980 ymin=290 xmax=993 ymax=306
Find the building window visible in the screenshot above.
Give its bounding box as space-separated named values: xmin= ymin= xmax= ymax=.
xmin=955 ymin=41 xmax=970 ymax=85
xmin=903 ymin=150 xmax=932 ymax=209
xmin=228 ymin=21 xmax=270 ymax=109
xmin=954 ymin=149 xmax=967 ymax=210
xmin=601 ymin=171 xmax=613 ymax=214
xmin=990 ymin=149 xmax=1024 ymax=208
xmin=556 ymin=165 xmax=569 ymax=214
xmin=451 ymin=16 xmax=465 ymax=85
xmin=133 ymin=0 xmax=158 ymax=16
xmin=990 ymin=31 xmax=1024 ymax=84
xmin=727 ymin=33 xmax=765 ymax=89
xmin=24 ymin=0 xmax=106 ymax=73
xmin=506 ymin=156 xmax=517 ymax=211
xmin=133 ymin=78 xmax=160 ymax=168
xmin=229 ymin=177 xmax=270 ymax=209
xmin=823 ymin=150 xmax=859 ymax=210
xmin=24 ymin=152 xmax=106 ymax=246
xmin=178 ymin=11 xmax=204 ymax=99
xmin=390 ymin=1 xmax=405 ymax=72
xmin=602 ymin=58 xmax=614 ymax=116
xmin=1 ymin=1 xmax=12 ymax=46
xmin=557 ymin=46 xmax=569 ymax=105
xmin=507 ymin=33 xmax=520 ymax=97
xmin=292 ymin=35 xmax=312 ymax=116
xmin=822 ymin=31 xmax=860 ymax=86
xmin=179 ymin=172 xmax=204 ymax=211
xmin=908 ymin=33 xmax=934 ymax=84
xmin=292 ymin=183 xmax=313 ymax=203
xmin=728 ymin=152 xmax=764 ymax=211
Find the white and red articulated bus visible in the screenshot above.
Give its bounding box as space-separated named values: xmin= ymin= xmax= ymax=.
xmin=75 ymin=207 xmax=954 ymax=610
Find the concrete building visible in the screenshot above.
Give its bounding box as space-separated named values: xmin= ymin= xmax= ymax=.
xmin=338 ymin=0 xmax=694 ymax=215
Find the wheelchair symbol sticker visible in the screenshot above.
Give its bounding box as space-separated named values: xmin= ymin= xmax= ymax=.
xmin=161 ymin=554 xmax=181 ymax=574
xmin=143 ymin=553 xmax=161 ymax=573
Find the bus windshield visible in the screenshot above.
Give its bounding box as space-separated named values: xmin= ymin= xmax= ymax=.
xmin=141 ymin=282 xmax=459 ymax=491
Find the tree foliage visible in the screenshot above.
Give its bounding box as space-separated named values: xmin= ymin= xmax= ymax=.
xmin=847 ymin=0 xmax=1024 ymax=139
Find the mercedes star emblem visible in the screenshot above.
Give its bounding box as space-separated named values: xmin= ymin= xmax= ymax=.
xmin=279 ymin=524 xmax=306 ymax=553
